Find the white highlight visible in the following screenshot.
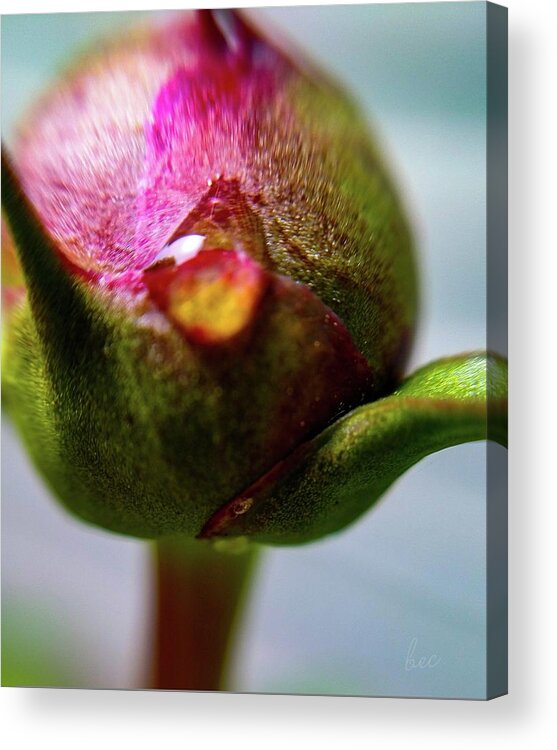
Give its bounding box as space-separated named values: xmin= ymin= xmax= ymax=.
xmin=156 ymin=234 xmax=205 ymax=264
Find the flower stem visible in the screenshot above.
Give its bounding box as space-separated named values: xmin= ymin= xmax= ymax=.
xmin=151 ymin=536 xmax=257 ymax=691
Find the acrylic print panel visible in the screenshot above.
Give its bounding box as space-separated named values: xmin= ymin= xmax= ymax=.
xmin=1 ymin=4 xmax=507 ymax=698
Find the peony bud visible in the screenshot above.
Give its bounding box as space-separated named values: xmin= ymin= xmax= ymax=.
xmin=1 ymin=10 xmax=505 ymax=544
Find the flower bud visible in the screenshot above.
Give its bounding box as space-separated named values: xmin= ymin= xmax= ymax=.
xmin=2 ymin=10 xmax=420 ymax=541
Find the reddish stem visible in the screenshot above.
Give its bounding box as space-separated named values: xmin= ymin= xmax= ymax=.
xmin=151 ymin=536 xmax=256 ymax=691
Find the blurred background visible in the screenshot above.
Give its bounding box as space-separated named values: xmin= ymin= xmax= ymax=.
xmin=1 ymin=3 xmax=499 ymax=698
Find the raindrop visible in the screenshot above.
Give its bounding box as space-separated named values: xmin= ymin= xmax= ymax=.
xmin=155 ymin=234 xmax=205 ymax=265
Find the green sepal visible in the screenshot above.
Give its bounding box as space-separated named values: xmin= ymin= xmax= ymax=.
xmin=200 ymin=352 xmax=507 ymax=545
xmin=1 ymin=148 xmax=95 ymax=358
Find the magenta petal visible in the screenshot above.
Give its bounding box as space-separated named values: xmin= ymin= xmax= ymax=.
xmin=135 ymin=53 xmax=285 ymax=269
xmin=13 ymin=11 xmax=291 ymax=278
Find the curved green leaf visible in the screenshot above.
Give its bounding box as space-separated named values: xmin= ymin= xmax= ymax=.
xmin=200 ymin=352 xmax=507 ymax=545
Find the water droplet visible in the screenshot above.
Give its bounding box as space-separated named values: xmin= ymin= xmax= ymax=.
xmin=233 ymin=498 xmax=253 ymax=516
xmin=155 ymin=234 xmax=205 ymax=265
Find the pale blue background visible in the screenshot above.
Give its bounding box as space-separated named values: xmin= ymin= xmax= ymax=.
xmin=1 ymin=4 xmax=496 ymax=697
